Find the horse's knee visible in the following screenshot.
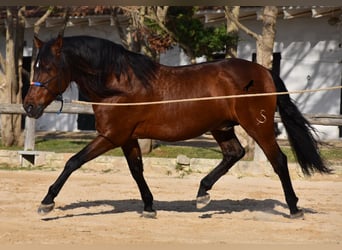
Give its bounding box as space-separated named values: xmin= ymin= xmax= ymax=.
xmin=64 ymin=155 xmax=83 ymax=173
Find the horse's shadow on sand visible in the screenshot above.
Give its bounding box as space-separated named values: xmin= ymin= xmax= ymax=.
xmin=41 ymin=198 xmax=317 ymax=221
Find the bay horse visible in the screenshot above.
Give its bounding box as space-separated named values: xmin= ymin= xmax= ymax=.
xmin=23 ymin=35 xmax=331 ymax=219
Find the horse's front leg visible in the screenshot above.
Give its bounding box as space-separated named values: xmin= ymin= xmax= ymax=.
xmin=38 ymin=135 xmax=115 ymax=215
xmin=122 ymin=139 xmax=156 ymax=218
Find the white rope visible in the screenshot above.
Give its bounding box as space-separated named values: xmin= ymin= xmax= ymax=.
xmin=72 ymin=85 xmax=342 ymax=106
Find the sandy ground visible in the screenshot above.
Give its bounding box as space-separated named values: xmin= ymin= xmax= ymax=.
xmin=0 ymin=164 xmax=341 ymax=246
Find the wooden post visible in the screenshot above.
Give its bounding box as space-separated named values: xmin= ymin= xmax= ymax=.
xmin=19 ymin=116 xmax=37 ymax=166
xmin=24 ymin=116 xmax=36 ymax=151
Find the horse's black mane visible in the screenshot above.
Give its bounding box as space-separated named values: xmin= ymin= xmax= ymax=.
xmin=41 ymin=36 xmax=157 ymax=98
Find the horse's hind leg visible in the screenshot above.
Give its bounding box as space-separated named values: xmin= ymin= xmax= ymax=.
xmin=196 ymin=128 xmax=245 ymax=209
xmin=122 ymin=139 xmax=156 ymax=218
xmin=241 ymin=122 xmax=303 ymax=218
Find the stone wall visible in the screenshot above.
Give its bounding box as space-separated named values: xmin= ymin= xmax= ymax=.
xmin=2 ymin=149 xmax=338 ymax=179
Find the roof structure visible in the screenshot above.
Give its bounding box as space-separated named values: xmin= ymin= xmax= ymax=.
xmin=1 ymin=6 xmax=341 ymax=30
xmin=196 ymin=6 xmax=342 ymax=26
xmin=0 ymin=6 xmax=130 ymax=29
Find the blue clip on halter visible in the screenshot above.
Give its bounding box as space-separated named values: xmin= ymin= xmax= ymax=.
xmin=31 ymin=81 xmax=43 ymax=87
xmin=30 ymin=81 xmax=64 ymax=114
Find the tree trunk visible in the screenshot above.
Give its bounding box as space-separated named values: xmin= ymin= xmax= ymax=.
xmin=1 ymin=8 xmax=17 ymax=146
xmin=0 ymin=8 xmax=27 ymax=147
xmin=256 ymin=6 xmax=278 ymax=69
xmin=13 ymin=7 xmax=26 ymax=146
xmin=1 ymin=8 xmax=15 ymax=146
xmin=225 ymin=6 xmax=239 ymax=58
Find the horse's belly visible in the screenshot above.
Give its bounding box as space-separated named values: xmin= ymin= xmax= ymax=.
xmin=134 ymin=115 xmax=229 ymax=142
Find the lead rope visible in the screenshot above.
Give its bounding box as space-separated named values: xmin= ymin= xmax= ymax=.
xmin=56 ymin=72 xmax=64 ymax=114
xmin=72 ymin=85 xmax=342 ymax=106
xmin=55 ymin=94 xmax=64 ymax=114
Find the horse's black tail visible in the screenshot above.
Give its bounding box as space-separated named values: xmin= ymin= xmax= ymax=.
xmin=271 ymin=71 xmax=332 ymax=176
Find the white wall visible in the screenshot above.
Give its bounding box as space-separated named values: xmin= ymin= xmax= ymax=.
xmin=160 ymin=45 xmax=208 ymax=66
xmin=237 ymin=16 xmax=342 ymax=139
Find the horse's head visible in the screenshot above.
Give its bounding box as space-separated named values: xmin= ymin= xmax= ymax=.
xmin=23 ymin=35 xmax=70 ymax=118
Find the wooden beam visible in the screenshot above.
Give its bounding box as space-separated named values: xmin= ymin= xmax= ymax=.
xmin=0 ymin=103 xmax=93 ymax=114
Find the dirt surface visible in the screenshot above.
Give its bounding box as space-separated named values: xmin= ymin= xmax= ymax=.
xmin=0 ymin=165 xmax=341 ymax=246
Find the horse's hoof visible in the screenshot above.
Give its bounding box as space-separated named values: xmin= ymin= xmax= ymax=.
xmin=37 ymin=202 xmax=55 ymax=215
xmin=196 ymin=194 xmax=211 ymax=209
xmin=141 ymin=210 xmax=157 ymax=219
xmin=290 ymin=209 xmax=304 ymax=219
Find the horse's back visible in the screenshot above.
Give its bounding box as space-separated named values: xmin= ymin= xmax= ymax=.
xmin=158 ymin=58 xmax=274 ymax=94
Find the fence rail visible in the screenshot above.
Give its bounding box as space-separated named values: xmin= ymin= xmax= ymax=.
xmin=1 ymin=103 xmax=342 ymax=126
xmin=0 ymin=103 xmax=93 ymax=115
xmin=1 ymin=102 xmax=341 ymax=165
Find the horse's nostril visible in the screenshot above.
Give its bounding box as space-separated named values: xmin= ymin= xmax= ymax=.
xmin=24 ymin=104 xmax=33 ymax=113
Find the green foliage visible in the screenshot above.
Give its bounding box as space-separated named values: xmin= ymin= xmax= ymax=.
xmin=144 ymin=17 xmax=164 ymax=36
xmin=200 ymin=25 xmax=238 ymax=59
xmin=165 ymin=6 xmax=238 ymax=59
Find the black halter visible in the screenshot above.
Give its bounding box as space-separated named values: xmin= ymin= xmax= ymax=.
xmin=30 ymin=75 xmax=64 ymax=114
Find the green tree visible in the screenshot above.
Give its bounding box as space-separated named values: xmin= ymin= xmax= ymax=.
xmin=165 ymin=6 xmax=238 ymax=62
xmin=121 ymin=6 xmax=238 ymax=63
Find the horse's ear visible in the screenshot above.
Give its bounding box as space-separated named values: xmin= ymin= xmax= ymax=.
xmin=51 ymin=34 xmax=63 ymax=56
xmin=33 ymin=36 xmax=44 ymax=49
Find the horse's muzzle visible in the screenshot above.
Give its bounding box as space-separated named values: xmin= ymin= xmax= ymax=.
xmin=23 ymin=103 xmax=45 ymax=119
